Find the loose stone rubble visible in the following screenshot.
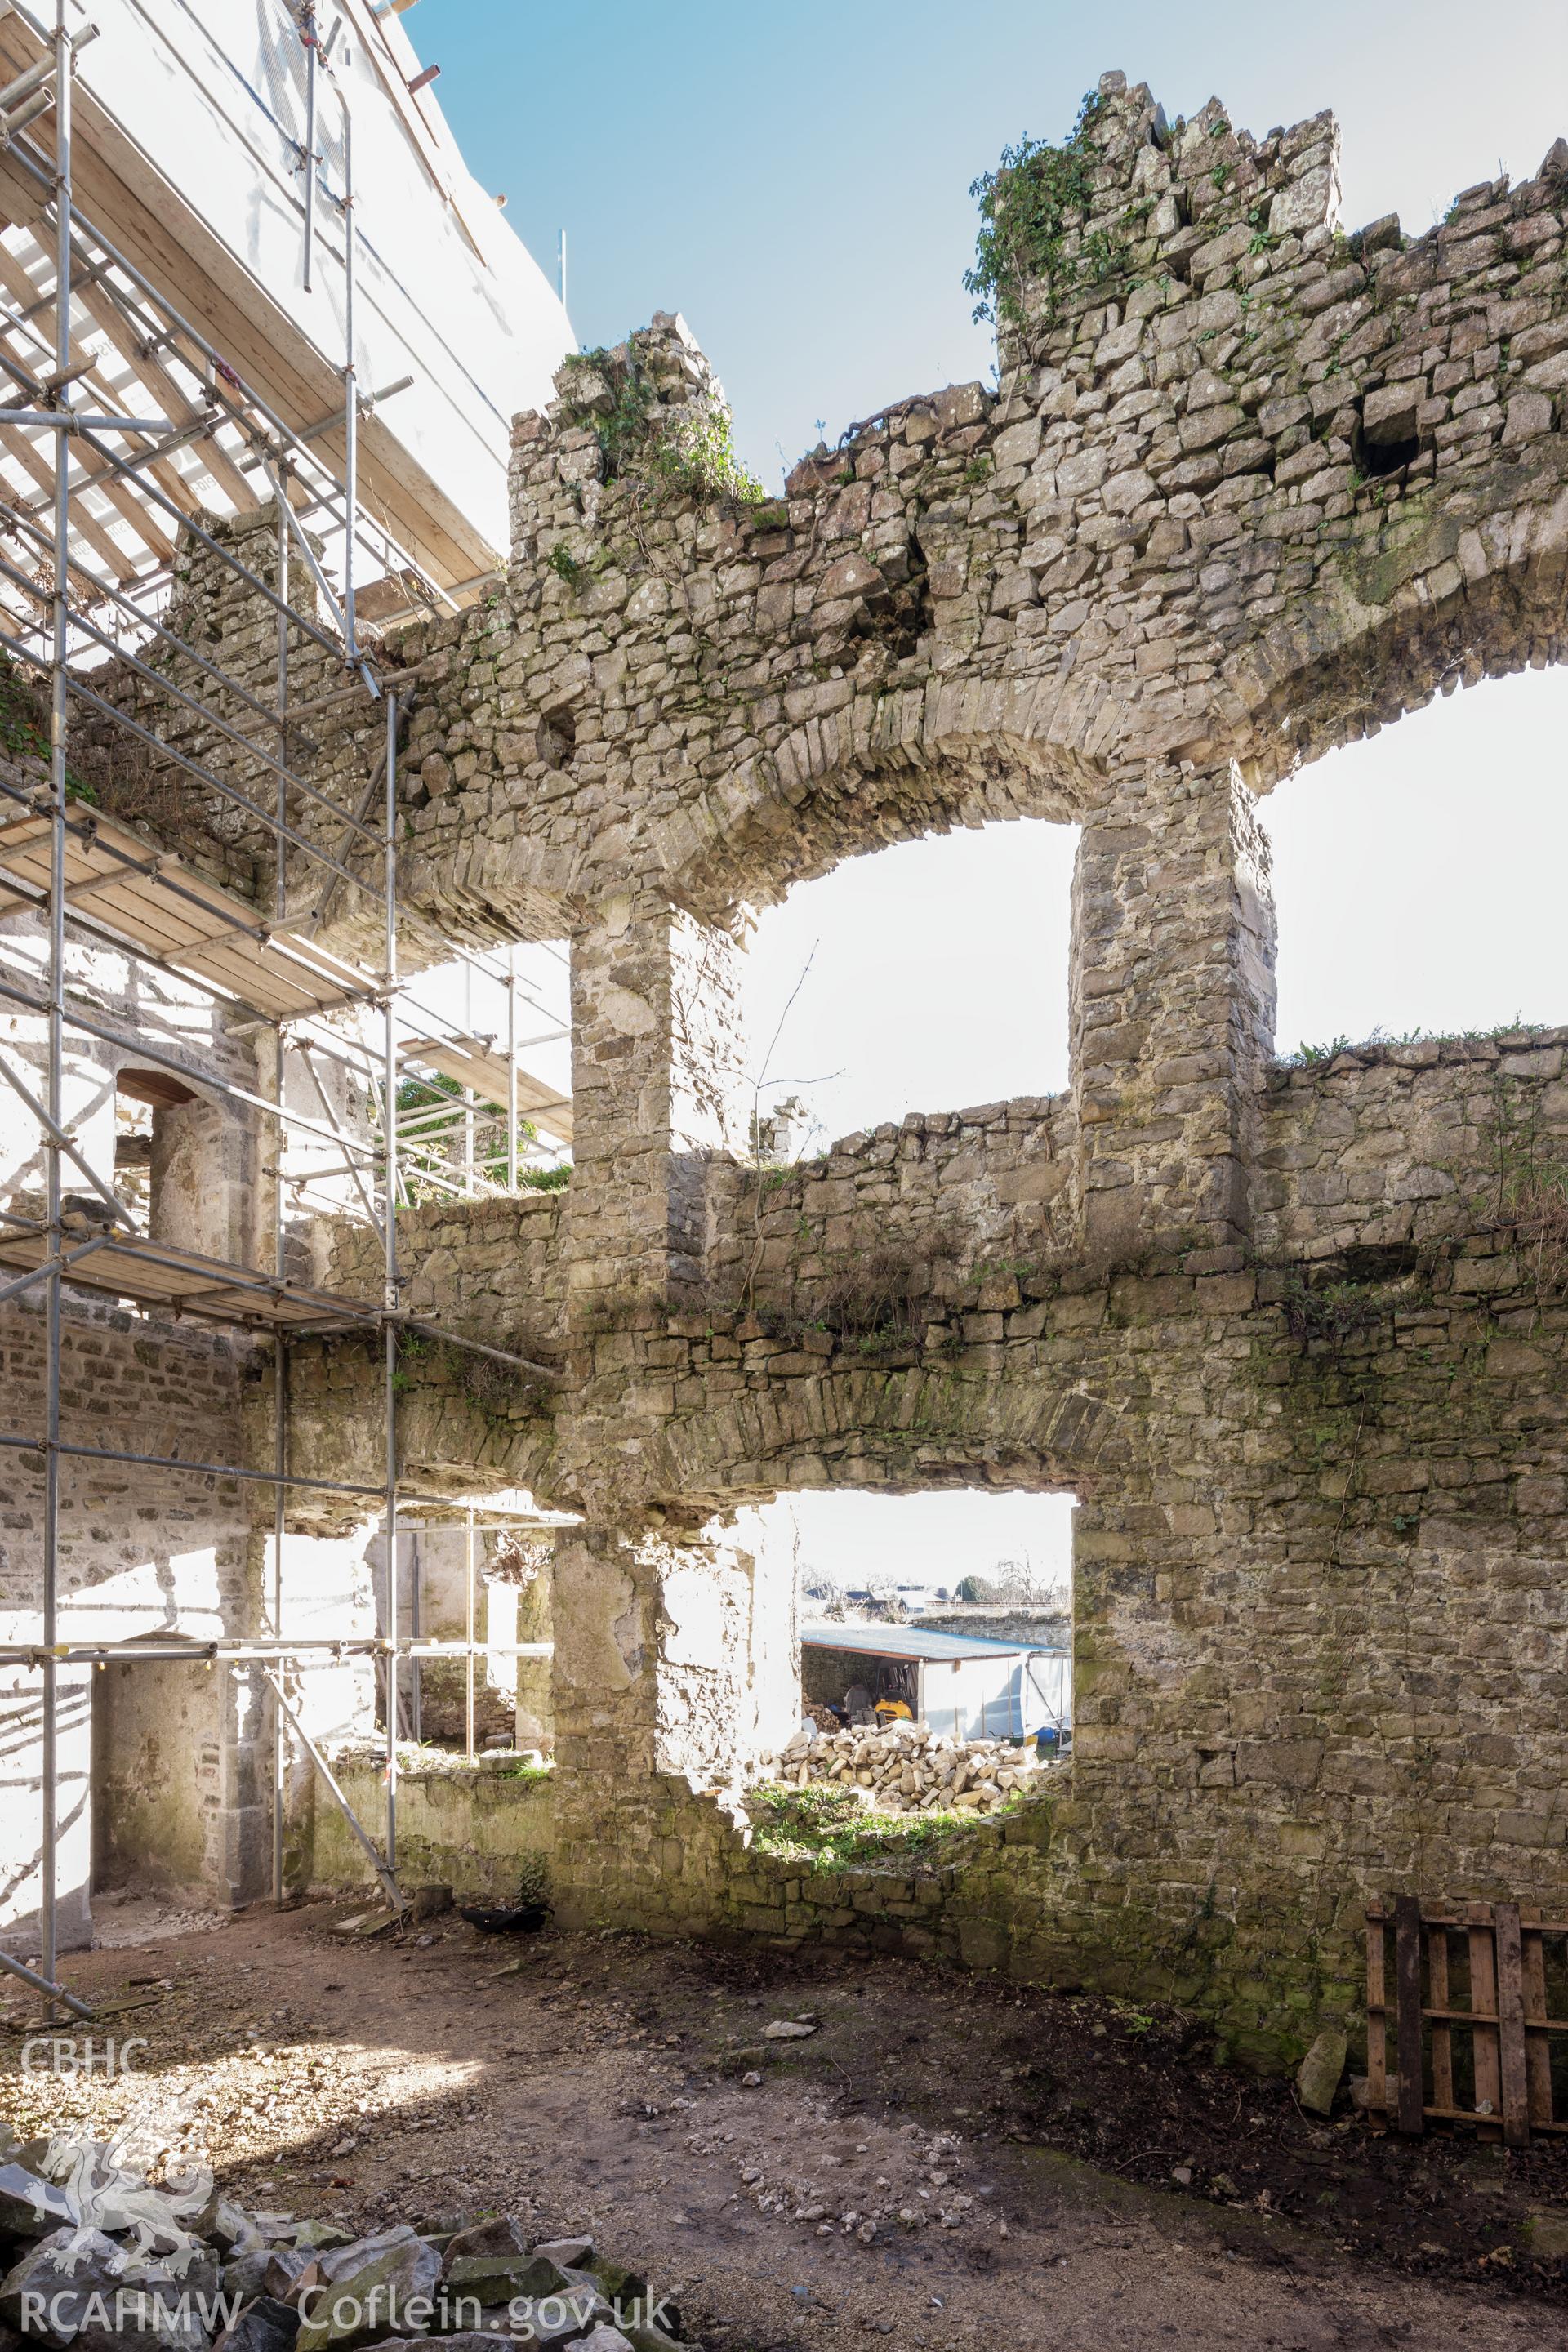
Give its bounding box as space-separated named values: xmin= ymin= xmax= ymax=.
xmin=0 ymin=2132 xmax=693 ymax=2352
xmin=726 ymin=2122 xmax=973 ymax=2242
xmin=765 ymin=1721 xmax=1058 ymax=1818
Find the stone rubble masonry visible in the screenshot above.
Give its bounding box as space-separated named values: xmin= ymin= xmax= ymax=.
xmin=1258 ymin=1029 xmax=1568 ymax=1255
xmin=310 ymin=1749 xmax=556 ymax=1905
xmin=0 ymin=1291 xmax=258 ymax=1946
xmin=45 ymin=72 xmax=1568 ymax=2065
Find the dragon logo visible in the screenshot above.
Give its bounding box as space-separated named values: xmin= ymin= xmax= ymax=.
xmin=36 ymin=2099 xmax=213 ymax=2276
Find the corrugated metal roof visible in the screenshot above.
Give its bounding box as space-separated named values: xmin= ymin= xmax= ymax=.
xmin=800 ymin=1621 xmax=1067 ymax=1664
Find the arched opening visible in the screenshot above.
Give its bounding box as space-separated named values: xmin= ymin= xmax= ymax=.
xmin=741 ymin=819 xmax=1078 ymax=1150
xmin=1262 ymin=667 xmax=1568 ymax=1058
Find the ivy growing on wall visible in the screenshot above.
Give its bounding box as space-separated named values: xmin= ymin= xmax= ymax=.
xmin=556 ymin=341 xmax=765 ymax=510
xmin=1472 ymin=1076 xmax=1568 ymax=1301
xmin=0 ymin=657 xmax=96 ymax=809
xmin=963 ymin=91 xmax=1109 ymax=327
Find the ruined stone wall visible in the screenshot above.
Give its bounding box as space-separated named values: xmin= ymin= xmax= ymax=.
xmin=528 ymin=1200 xmax=1568 ymax=2067
xmin=293 ymin=1048 xmax=1568 ymax=2069
xmin=304 ymin=1751 xmax=555 ymax=1907
xmin=1258 ymin=1028 xmax=1568 ymax=1255
xmin=78 ymin=82 xmax=1568 ymax=982
xmin=327 ymin=1192 xmax=568 ymax=1349
xmin=51 ymin=66 xmax=1568 ymax=2068
xmin=271 ymin=1324 xmax=556 ymax=1519
xmin=244 ymin=77 xmax=1568 ymax=971
xmin=288 ymin=1194 xmax=567 ymax=1508
xmin=75 ymin=514 xmax=379 ymax=938
xmin=300 ymin=1760 xmax=1081 ymax=2028
xmin=703 ymin=1095 xmax=1079 ymax=1330
xmin=717 ymin=1803 xmax=1064 ymax=1985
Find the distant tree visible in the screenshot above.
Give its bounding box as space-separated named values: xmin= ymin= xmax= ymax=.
xmin=956 ymin=1557 xmax=1067 ymax=1610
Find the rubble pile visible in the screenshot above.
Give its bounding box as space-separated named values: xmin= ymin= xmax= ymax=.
xmin=764 ymin=1717 xmax=1058 ymax=1815
xmin=0 ymin=2129 xmax=692 ymax=2352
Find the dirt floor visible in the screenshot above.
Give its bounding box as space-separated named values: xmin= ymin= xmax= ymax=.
xmin=6 ymin=1896 xmax=1568 ymax=2351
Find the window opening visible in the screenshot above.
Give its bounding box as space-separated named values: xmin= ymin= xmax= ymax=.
xmin=742 ymin=820 xmax=1077 ymax=1148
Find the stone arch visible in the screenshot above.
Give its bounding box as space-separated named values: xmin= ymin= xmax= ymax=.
xmin=1230 ymin=483 xmax=1568 ymax=790
xmin=277 ymin=1343 xmax=560 ymax=1531
xmin=662 ymin=681 xmax=1113 ymax=924
xmin=636 ymin=1365 xmax=1125 ymax=1517
xmin=399 ymin=815 xmax=577 ymax=955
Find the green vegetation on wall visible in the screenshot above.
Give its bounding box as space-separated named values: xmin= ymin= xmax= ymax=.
xmin=964 ymin=92 xmax=1111 ymax=327
xmin=556 ymin=339 xmax=765 ymax=510
xmin=748 ymin=1780 xmax=1026 ymax=1869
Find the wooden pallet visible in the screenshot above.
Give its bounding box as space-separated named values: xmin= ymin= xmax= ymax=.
xmin=1366 ymin=1897 xmax=1568 ymax=2146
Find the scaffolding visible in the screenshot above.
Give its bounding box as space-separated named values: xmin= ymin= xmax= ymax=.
xmin=0 ymin=0 xmax=564 ymax=2020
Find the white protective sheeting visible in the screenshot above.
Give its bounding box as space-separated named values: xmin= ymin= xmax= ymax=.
xmin=917 ymin=1649 xmax=1071 ymax=1743
xmin=56 ymin=0 xmax=572 ymax=570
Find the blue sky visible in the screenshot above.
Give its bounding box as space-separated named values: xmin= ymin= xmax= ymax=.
xmin=416 ymin=0 xmax=1568 ymax=1130
xmin=424 ymin=0 xmax=1567 ymax=483
xmin=420 ymin=2 xmax=1568 ymax=1592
